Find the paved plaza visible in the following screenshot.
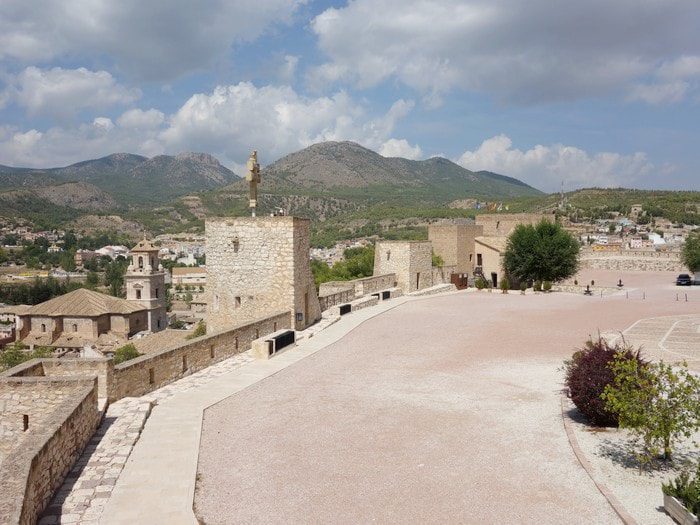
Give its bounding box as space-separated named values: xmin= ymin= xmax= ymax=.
xmin=41 ymin=270 xmax=700 ymax=524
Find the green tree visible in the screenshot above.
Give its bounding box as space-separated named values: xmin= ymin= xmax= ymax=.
xmin=682 ymin=231 xmax=700 ymax=273
xmin=86 ymin=271 xmax=100 ymax=288
xmin=602 ymin=355 xmax=700 ymax=467
xmin=104 ymin=259 xmax=127 ymax=297
xmin=0 ymin=247 xmax=7 ymax=265
xmin=59 ymin=251 xmax=76 ymax=272
xmin=503 ymin=220 xmax=579 ymax=283
xmin=0 ymin=343 xmax=52 ymax=372
xmin=113 ymin=343 xmax=141 ymax=365
xmin=184 ymin=292 xmax=193 ymax=306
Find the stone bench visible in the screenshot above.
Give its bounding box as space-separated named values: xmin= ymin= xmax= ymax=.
xmin=251 ymin=329 xmax=296 ymax=360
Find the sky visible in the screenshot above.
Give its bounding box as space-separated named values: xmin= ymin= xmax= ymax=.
xmin=0 ymin=0 xmax=699 ymax=193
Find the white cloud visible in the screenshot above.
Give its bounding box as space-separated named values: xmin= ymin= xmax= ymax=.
xmin=3 ymin=67 xmax=139 ymax=119
xmin=0 ymin=0 xmax=306 ymax=81
xmin=457 ymin=135 xmax=654 ymax=192
xmin=627 ymin=55 xmax=700 ymax=104
xmin=117 ymin=108 xmax=165 ymax=130
xmin=309 ymin=0 xmax=700 ymax=105
xmin=0 ymin=82 xmax=416 ymax=169
xmin=379 ymin=138 xmax=422 ymax=160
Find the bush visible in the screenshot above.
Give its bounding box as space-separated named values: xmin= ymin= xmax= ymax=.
xmin=113 ymin=343 xmax=141 ymax=365
xmin=543 ymin=280 xmax=552 ymax=292
xmin=519 ymin=281 xmax=527 ymax=293
xmin=663 ymin=462 xmax=700 ymax=515
xmin=475 ymin=277 xmax=487 ymax=290
xmin=0 ymin=343 xmax=52 ymax=371
xmin=187 ymin=321 xmax=206 ymax=339
xmin=499 ymin=278 xmax=510 ymax=293
xmin=564 ymin=338 xmax=643 ymax=427
xmin=533 ymin=280 xmax=542 ymax=292
xmin=603 ymin=356 xmax=700 ymax=465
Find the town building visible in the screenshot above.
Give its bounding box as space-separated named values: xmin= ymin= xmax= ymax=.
xmin=125 ymin=239 xmax=167 ymax=332
xmin=474 ymin=236 xmax=507 ymax=287
xmin=428 ymin=221 xmax=483 ymax=274
xmin=15 ymin=288 xmax=149 ymax=351
xmin=171 ymin=267 xmax=207 ymax=288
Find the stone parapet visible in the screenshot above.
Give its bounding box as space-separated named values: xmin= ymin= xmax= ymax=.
xmin=319 ymin=289 xmax=355 ymax=312
xmin=110 ymin=311 xmax=290 ymax=401
xmin=0 ymin=376 xmax=99 ymax=525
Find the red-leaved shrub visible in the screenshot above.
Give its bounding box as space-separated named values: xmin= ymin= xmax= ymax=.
xmin=564 ymin=338 xmax=644 ymax=427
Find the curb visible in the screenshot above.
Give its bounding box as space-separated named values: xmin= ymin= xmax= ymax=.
xmin=560 ymin=395 xmax=638 ymax=525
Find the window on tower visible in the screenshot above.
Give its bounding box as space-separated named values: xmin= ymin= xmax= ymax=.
xmin=136 ymin=290 xmax=141 ymax=300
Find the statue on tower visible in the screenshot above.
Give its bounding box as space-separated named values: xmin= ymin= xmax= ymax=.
xmin=245 ymin=150 xmax=261 ymax=217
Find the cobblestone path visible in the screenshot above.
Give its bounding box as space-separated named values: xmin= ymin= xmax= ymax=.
xmin=39 ymin=350 xmax=256 ymax=525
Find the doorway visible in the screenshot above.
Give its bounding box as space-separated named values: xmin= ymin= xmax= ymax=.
xmin=491 ymin=272 xmax=498 ymax=288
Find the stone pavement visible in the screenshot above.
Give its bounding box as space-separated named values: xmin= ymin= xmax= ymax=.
xmin=604 ymin=314 xmax=700 ymax=368
xmin=98 ymin=295 xmax=417 ymax=524
xmin=40 ymin=349 xmax=257 ymax=525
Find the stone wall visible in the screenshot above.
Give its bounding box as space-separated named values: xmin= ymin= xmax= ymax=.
xmin=579 ymin=250 xmax=686 ymax=272
xmin=318 ymin=289 xmax=355 ymax=312
xmin=432 ymin=265 xmax=457 ymax=285
xmin=206 ymin=216 xmax=321 ymax=332
xmin=374 ymin=241 xmax=434 ymax=293
xmin=475 ymin=213 xmax=551 ymax=236
xmin=353 ymin=274 xmax=396 ymax=296
xmin=111 ymin=310 xmax=289 ymax=400
xmin=0 ymin=377 xmax=99 ymax=525
xmin=428 ymin=223 xmax=483 ymax=273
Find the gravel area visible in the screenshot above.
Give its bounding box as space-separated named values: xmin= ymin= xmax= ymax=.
xmin=565 ymin=396 xmax=700 ymax=525
xmin=195 ymin=270 xmax=698 ymax=524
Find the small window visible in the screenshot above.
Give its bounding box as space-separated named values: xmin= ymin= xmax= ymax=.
xmin=235 ymin=337 xmax=239 ymax=350
xmin=41 ymin=323 xmax=46 ymax=333
xmin=23 ymin=414 xmax=29 ymax=431
xmin=235 ymin=296 xmax=241 ymax=308
xmin=155 ymin=288 xmax=159 ymax=298
xmin=182 ymin=355 xmax=187 ymax=372
xmin=210 ymin=345 xmax=215 ymax=359
xmin=73 ymin=324 xmax=78 ymax=332
xmin=136 ymin=290 xmax=142 ymax=300
xmin=157 ymin=319 xmax=161 ymax=329
xmin=255 ymin=329 xmax=259 ymax=339
xmin=386 ymin=250 xmax=391 ymax=261
xmin=477 ymin=254 xmax=483 ymax=266
xmin=149 ymin=368 xmax=155 ymax=384
xmin=138 ymin=256 xmax=144 ymax=269
xmin=273 ymin=322 xmax=277 ymax=331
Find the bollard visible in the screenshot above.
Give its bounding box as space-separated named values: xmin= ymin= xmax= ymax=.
xmin=643 ymin=291 xmax=646 ymax=300
xmin=686 ymin=294 xmax=688 ymax=302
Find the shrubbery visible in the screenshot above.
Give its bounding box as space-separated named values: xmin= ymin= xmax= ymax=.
xmin=663 ymin=462 xmax=700 ymax=515
xmin=533 ymin=280 xmax=542 ymax=292
xmin=499 ymin=278 xmax=510 ymax=293
xmin=519 ymin=281 xmax=527 ymax=294
xmin=113 ymin=343 xmax=141 ymax=365
xmin=187 ymin=321 xmax=206 ymax=340
xmin=543 ymin=280 xmax=552 ymax=292
xmin=564 ymin=338 xmax=644 ymax=427
xmin=475 ymin=277 xmax=487 ymax=290
xmin=603 ymin=357 xmax=700 ymax=465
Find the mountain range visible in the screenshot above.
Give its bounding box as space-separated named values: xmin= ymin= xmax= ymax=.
xmin=0 ymin=141 xmax=544 ymax=235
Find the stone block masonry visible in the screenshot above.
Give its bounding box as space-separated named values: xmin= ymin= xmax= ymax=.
xmin=428 ymin=223 xmax=483 ymax=274
xmin=0 ymin=377 xmax=100 ymax=525
xmin=206 ymin=216 xmax=321 ymax=332
xmin=111 ymin=310 xmax=290 ymax=400
xmin=374 ymin=241 xmax=434 ymax=293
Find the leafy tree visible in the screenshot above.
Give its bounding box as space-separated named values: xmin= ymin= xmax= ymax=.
xmin=311 ymin=246 xmax=375 ymax=287
xmin=503 ymin=220 xmax=579 ymax=283
xmin=602 ymin=356 xmax=700 ymax=468
xmin=59 ymin=251 xmax=76 ymax=272
xmin=0 ymin=343 xmax=52 ymax=372
xmin=0 ymin=247 xmax=7 ymax=265
xmin=104 ymin=259 xmax=128 ymax=297
xmin=86 ymin=271 xmax=100 ymax=288
xmin=184 ymin=292 xmax=193 ymax=306
xmin=113 ymin=343 xmax=141 ymax=365
xmin=682 ymin=231 xmax=700 ymax=273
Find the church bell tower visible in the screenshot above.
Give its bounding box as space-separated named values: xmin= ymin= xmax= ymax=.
xmin=125 ymin=238 xmax=167 ymax=332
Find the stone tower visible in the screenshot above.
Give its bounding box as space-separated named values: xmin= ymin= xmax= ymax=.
xmin=125 ymin=238 xmax=167 ymax=332
xmin=206 ymin=216 xmax=321 ymax=333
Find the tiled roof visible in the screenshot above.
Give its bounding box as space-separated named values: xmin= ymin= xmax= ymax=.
xmin=172 ymin=267 xmax=206 ymax=275
xmin=25 ymin=288 xmax=146 ymax=317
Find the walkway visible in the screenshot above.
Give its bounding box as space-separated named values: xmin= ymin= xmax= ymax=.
xmin=99 ymin=295 xmax=415 ymax=524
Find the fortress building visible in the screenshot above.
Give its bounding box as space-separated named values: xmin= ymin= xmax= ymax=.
xmin=206 ymin=216 xmax=321 ymax=333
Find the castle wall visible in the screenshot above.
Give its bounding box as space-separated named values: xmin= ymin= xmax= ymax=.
xmin=0 ymin=377 xmax=99 ymax=525
xmin=206 ymin=216 xmax=320 ymax=332
xmin=428 ymin=224 xmax=483 ymax=273
xmin=475 ymin=213 xmax=551 ymax=237
xmin=374 ymin=241 xmax=433 ymax=293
